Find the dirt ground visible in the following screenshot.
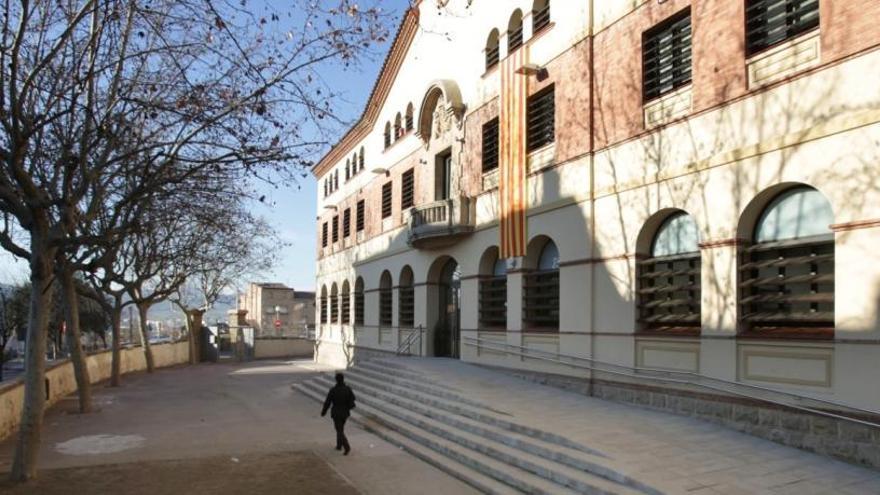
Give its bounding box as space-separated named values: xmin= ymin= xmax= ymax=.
xmin=0 ymin=450 xmax=360 ymax=495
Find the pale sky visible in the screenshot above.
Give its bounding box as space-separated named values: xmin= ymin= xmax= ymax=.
xmin=0 ymin=0 xmax=413 ymax=293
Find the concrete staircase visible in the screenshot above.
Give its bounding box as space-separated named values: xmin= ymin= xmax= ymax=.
xmin=293 ymin=359 xmax=662 ymax=495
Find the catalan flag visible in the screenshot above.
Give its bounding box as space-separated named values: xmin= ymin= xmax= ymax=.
xmin=499 ymin=46 xmax=528 ymax=259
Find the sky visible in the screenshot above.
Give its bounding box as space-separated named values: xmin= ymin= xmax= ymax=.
xmin=0 ymin=0 xmax=413 ymax=292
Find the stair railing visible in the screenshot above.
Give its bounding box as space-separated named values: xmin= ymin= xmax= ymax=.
xmin=462 ymin=335 xmax=880 ymax=429
xmin=396 ymin=325 xmax=424 ymax=356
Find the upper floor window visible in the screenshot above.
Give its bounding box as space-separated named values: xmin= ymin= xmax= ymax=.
xmin=332 ymin=215 xmax=339 ymax=243
xmin=482 ymin=118 xmax=500 ymax=172
xmin=382 ymin=182 xmax=393 ymax=219
xmin=321 ymin=222 xmax=328 ymax=248
xmin=343 ymin=208 xmax=351 ymax=238
xmin=359 ymin=147 xmax=365 ymax=171
xmin=345 ymin=159 xmax=351 ymax=181
xmin=405 ymin=103 xmax=414 ymax=132
xmin=486 ymin=29 xmax=500 ymax=71
xmin=394 ymin=113 xmax=403 ymax=140
xmin=334 ymin=170 xmax=339 ymax=190
xmin=637 ymin=212 xmax=701 ymax=333
xmin=533 ymin=0 xmax=551 ymax=34
xmin=384 ymin=122 xmax=392 ymax=149
xmin=323 ymin=179 xmax=328 ymax=197
xmin=508 ymin=10 xmax=524 ymax=53
xmin=527 ymin=85 xmax=555 ymax=152
xmin=746 ymin=0 xmax=819 ymax=56
xmin=356 ymin=200 xmax=365 ymax=232
xmin=401 ymin=169 xmax=415 ymax=210
xmin=643 ymin=9 xmax=692 ymax=102
xmin=740 ymin=186 xmax=834 ymax=336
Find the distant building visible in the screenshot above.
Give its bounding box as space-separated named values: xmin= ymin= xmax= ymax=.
xmin=238 ymin=283 xmax=315 ymax=335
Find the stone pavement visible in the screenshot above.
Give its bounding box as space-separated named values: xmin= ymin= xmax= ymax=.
xmin=0 ymin=359 xmax=478 ymax=495
xmin=386 ymin=358 xmax=880 ymax=495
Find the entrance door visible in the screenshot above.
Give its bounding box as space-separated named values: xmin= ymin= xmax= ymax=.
xmin=435 ymin=258 xmax=461 ymax=358
xmin=436 ymin=150 xmax=452 ymax=201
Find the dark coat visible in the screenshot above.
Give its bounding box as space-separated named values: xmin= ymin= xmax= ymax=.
xmin=322 ymin=383 xmax=356 ymax=419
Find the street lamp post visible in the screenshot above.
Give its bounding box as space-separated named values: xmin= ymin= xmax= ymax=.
xmin=274 ymin=305 xmax=281 ymax=337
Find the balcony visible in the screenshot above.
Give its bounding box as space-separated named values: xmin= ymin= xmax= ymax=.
xmin=406 ymin=196 xmax=476 ymax=249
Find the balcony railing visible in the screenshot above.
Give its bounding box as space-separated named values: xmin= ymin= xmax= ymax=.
xmin=406 ymin=196 xmax=475 ymax=249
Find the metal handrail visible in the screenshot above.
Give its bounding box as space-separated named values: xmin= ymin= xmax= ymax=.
xmin=462 ymin=336 xmax=880 ymax=428
xmin=397 ymin=325 xmax=424 ymax=356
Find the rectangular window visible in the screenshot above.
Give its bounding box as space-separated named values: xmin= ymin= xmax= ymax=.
xmin=399 ymin=286 xmax=414 ymax=328
xmin=343 ymin=208 xmax=351 ymax=238
xmin=401 ymin=169 xmax=415 ymax=210
xmin=379 ymin=289 xmax=392 ymax=326
xmin=482 ymin=118 xmax=500 ymax=172
xmin=643 ymin=9 xmax=692 ymax=102
xmin=527 ymin=85 xmax=555 ymax=152
xmin=746 ymin=0 xmax=819 ymax=56
xmin=637 ymin=254 xmax=701 ymax=332
xmin=332 ymin=215 xmax=339 ymax=243
xmin=321 ymin=222 xmax=328 ymax=248
xmin=356 ymin=200 xmax=365 ymax=232
xmin=479 ymin=276 xmax=507 ymax=328
xmin=382 ymin=182 xmax=393 ymax=219
xmin=523 ymin=270 xmax=559 ymax=330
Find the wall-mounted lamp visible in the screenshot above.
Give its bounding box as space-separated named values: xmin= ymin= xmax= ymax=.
xmin=515 ymin=63 xmax=543 ymax=75
xmin=323 ymin=205 xmax=337 ymax=211
xmin=419 ymin=159 xmax=428 ymax=165
xmin=371 ymin=167 xmax=389 ymax=177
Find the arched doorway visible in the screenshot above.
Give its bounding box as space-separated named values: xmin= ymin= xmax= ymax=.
xmin=428 ymin=257 xmax=461 ymax=358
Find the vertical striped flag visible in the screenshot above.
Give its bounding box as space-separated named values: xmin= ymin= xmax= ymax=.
xmin=499 ymin=46 xmax=528 ymax=259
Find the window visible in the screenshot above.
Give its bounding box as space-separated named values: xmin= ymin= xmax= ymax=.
xmin=343 ymin=208 xmax=351 ymax=238
xmin=323 ymin=179 xmax=328 ymax=197
xmin=356 ymin=200 xmax=365 ymax=232
xmin=320 ymin=286 xmax=328 ymax=324
xmin=643 ymin=9 xmax=692 ymax=102
xmin=401 ymin=169 xmax=415 ymax=210
xmin=405 ymin=104 xmax=414 ymax=132
xmin=382 ymin=182 xmax=393 ymax=219
xmin=740 ymin=187 xmax=834 ymax=336
xmin=523 ymin=240 xmax=559 ymax=330
xmin=321 ymin=222 xmax=328 ymax=248
xmin=746 ymin=0 xmax=819 ymax=56
xmin=480 ymin=250 xmax=507 ymax=328
xmin=334 ymin=170 xmax=339 ymax=190
xmin=508 ymin=10 xmax=523 ymax=53
xmin=332 ymin=215 xmax=339 ymax=243
xmin=637 ymin=213 xmax=701 ymax=332
xmin=399 ymin=266 xmax=414 ymax=328
xmin=341 ymin=281 xmax=351 ymax=324
xmin=359 ymin=147 xmax=365 ymax=171
xmin=486 ymin=29 xmax=500 ymax=71
xmin=533 ymin=0 xmax=550 ymax=34
xmin=354 ymin=278 xmax=365 ymax=326
xmin=345 ymin=160 xmax=350 ymax=181
xmin=384 ymin=122 xmax=391 ymax=149
xmin=394 ymin=113 xmax=403 ymax=140
xmin=527 ymin=85 xmax=555 ymax=152
xmin=482 ymin=118 xmax=500 ymax=172
xmin=330 ymin=284 xmax=339 ymax=323
xmin=379 ymin=271 xmax=393 ymax=327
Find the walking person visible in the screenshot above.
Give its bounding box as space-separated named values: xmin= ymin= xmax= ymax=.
xmin=321 ymin=372 xmax=356 ymax=455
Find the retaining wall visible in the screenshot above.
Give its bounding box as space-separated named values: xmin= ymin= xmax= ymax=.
xmin=253 ymin=338 xmax=314 ymax=359
xmin=0 ymin=341 xmax=189 ymax=441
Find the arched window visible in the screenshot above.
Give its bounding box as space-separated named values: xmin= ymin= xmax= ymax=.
xmin=533 ymin=0 xmax=550 ymax=33
xmin=399 ymin=266 xmax=414 ymax=328
xmin=394 ymin=113 xmax=403 ymax=140
xmin=319 ymin=285 xmax=328 ymax=324
xmin=637 ymin=212 xmax=701 ymax=333
xmin=405 ymin=103 xmax=414 ymax=132
xmin=508 ymin=10 xmax=524 ymax=53
xmin=384 ymin=122 xmax=391 ymax=149
xmin=352 ymin=153 xmax=357 ymax=175
xmin=523 ymin=238 xmax=559 ymax=330
xmin=354 ymin=277 xmax=365 ymax=326
xmin=334 ymin=170 xmax=338 ymax=190
xmin=379 ymin=271 xmax=393 ymax=327
xmin=479 ymin=247 xmax=507 ymax=329
xmin=485 ymin=29 xmax=500 ymax=71
xmin=345 ymin=159 xmax=350 ymax=181
xmin=741 ymin=186 xmax=834 ymax=334
xmin=358 ymin=147 xmax=365 ymax=171
xmin=330 ymin=283 xmax=339 ymax=323
xmin=341 ymin=280 xmax=351 ymax=324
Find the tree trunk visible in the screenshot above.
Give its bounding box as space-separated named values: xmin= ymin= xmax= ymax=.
xmin=187 ymin=309 xmax=205 ymax=364
xmin=137 ymin=304 xmax=155 ymax=373
xmin=59 ymin=264 xmax=92 ymax=414
xmin=10 ymin=238 xmax=56 ymax=482
xmin=110 ymin=304 xmax=123 ymax=387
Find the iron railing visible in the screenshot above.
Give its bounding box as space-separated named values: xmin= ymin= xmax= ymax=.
xmin=397 ymin=325 xmax=424 ymax=356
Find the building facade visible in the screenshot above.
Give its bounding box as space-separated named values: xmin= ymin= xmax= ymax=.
xmin=312 ymin=0 xmax=880 ymax=412
xmin=238 ymin=283 xmax=315 ymax=336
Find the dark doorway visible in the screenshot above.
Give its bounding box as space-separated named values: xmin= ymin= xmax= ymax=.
xmin=434 ymin=258 xmax=461 ymax=358
xmin=435 ymin=149 xmax=452 ymax=201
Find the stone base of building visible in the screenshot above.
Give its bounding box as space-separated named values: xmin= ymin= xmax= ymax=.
xmin=314 ymin=342 xmax=399 ymax=369
xmin=478 ymin=363 xmax=880 ymax=470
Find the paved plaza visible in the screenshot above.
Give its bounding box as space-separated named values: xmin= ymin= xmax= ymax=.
xmin=0 ymin=358 xmax=878 ymax=494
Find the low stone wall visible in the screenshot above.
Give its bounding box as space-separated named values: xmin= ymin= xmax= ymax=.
xmin=253 ymin=338 xmax=314 ymax=359
xmin=481 ymin=364 xmax=880 ymax=470
xmin=0 ymin=341 xmax=189 ymax=441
